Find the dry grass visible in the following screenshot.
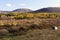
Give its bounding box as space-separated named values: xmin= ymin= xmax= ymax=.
xmin=0 ymin=18 xmax=60 ymax=40
xmin=0 ymin=28 xmax=60 ymax=40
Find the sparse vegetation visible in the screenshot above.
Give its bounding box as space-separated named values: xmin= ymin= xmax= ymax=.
xmin=0 ymin=12 xmax=60 ymax=40
xmin=0 ymin=12 xmax=60 ymax=20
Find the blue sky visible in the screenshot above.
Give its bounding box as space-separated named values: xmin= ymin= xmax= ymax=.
xmin=0 ymin=0 xmax=60 ymax=11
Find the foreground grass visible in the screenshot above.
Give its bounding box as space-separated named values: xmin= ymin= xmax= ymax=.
xmin=0 ymin=27 xmax=60 ymax=40
xmin=0 ymin=18 xmax=60 ymax=40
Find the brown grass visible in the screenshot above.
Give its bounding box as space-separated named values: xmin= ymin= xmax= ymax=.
xmin=0 ymin=18 xmax=60 ymax=40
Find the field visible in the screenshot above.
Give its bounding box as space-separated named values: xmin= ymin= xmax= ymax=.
xmin=0 ymin=12 xmax=60 ymax=40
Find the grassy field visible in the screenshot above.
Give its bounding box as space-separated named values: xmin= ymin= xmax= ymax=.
xmin=0 ymin=18 xmax=59 ymax=40
xmin=0 ymin=13 xmax=60 ymax=40
xmin=0 ymin=26 xmax=60 ymax=40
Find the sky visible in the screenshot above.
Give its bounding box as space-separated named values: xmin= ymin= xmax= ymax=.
xmin=0 ymin=0 xmax=60 ymax=11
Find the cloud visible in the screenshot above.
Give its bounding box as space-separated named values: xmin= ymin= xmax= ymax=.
xmin=19 ymin=3 xmax=26 ymax=6
xmin=6 ymin=3 xmax=12 ymax=7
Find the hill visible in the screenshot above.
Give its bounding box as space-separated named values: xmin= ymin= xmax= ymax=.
xmin=0 ymin=8 xmax=33 ymax=13
xmin=33 ymin=7 xmax=60 ymax=13
xmin=13 ymin=8 xmax=33 ymax=13
xmin=0 ymin=10 xmax=10 ymax=13
xmin=1 ymin=7 xmax=60 ymax=13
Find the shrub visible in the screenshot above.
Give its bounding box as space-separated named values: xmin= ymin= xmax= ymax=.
xmin=11 ymin=22 xmax=17 ymax=26
xmin=0 ymin=29 xmax=9 ymax=36
xmin=0 ymin=22 xmax=4 ymax=26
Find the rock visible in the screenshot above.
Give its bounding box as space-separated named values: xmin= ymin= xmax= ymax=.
xmin=52 ymin=26 xmax=58 ymax=30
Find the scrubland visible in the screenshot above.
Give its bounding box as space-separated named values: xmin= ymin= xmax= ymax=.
xmin=0 ymin=12 xmax=60 ymax=40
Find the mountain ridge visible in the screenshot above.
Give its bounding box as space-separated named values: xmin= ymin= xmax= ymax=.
xmin=0 ymin=7 xmax=60 ymax=13
xmin=33 ymin=7 xmax=60 ymax=13
xmin=12 ymin=8 xmax=33 ymax=13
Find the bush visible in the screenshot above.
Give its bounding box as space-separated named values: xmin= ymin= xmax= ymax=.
xmin=0 ymin=29 xmax=9 ymax=36
xmin=0 ymin=22 xmax=4 ymax=27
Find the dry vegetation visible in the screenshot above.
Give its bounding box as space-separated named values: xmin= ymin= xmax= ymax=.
xmin=0 ymin=12 xmax=60 ymax=40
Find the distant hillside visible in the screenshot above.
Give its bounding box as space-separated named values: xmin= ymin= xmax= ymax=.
xmin=33 ymin=7 xmax=60 ymax=13
xmin=13 ymin=8 xmax=33 ymax=13
xmin=0 ymin=8 xmax=33 ymax=13
xmin=0 ymin=10 xmax=11 ymax=14
xmin=1 ymin=7 xmax=60 ymax=13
